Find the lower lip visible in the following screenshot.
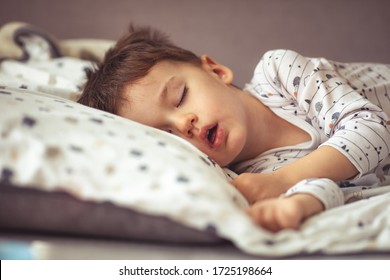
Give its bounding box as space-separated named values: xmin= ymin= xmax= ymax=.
xmin=209 ymin=126 xmax=224 ymax=149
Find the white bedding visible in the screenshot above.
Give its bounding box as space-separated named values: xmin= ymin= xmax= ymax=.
xmin=1 ymin=22 xmax=390 ymax=258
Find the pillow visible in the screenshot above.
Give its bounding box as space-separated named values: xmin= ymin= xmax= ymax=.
xmin=0 ymin=86 xmax=250 ymax=244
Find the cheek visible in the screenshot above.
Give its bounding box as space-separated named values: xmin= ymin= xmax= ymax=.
xmin=223 ymin=126 xmax=248 ymax=165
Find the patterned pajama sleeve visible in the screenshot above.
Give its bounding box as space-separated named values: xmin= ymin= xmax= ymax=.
xmin=282 ymin=178 xmax=344 ymax=209
xmin=248 ymin=49 xmax=390 ymax=209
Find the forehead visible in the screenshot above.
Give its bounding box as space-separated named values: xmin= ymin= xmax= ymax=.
xmin=121 ymin=59 xmax=205 ymax=104
xmin=126 ymin=61 xmax=184 ymax=94
xmin=117 ymin=61 xmax=180 ymax=121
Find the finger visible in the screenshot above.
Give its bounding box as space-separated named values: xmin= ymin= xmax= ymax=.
xmin=274 ymin=208 xmax=298 ymax=230
xmin=247 ymin=202 xmax=282 ymax=233
xmin=261 ymin=207 xmax=282 ymax=232
xmin=276 ymin=199 xmax=304 ymax=230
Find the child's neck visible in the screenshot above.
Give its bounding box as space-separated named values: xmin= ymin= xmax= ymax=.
xmin=237 ymin=90 xmax=310 ymax=162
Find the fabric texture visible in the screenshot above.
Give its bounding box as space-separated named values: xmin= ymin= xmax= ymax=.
xmin=233 ymin=49 xmax=390 ymax=209
xmin=0 ymin=21 xmax=114 ymax=63
xmin=0 ymin=183 xmax=222 ymax=243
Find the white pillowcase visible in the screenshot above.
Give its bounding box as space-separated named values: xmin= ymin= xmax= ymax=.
xmin=0 ymin=86 xmax=258 ymax=240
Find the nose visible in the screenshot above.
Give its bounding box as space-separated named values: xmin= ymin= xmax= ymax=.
xmin=174 ymin=113 xmax=197 ymax=137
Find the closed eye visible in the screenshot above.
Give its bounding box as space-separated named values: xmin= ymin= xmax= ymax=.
xmin=176 ymin=86 xmax=188 ymax=108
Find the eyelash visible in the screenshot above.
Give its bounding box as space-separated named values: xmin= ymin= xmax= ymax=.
xmin=176 ymin=86 xmax=188 ymax=108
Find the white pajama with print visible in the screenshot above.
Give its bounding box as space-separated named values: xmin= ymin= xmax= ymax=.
xmin=232 ymin=49 xmax=390 ymax=209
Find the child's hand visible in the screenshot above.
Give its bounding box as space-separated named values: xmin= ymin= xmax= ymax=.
xmin=246 ymin=194 xmax=324 ymax=232
xmin=231 ymin=173 xmax=291 ymax=204
xmin=232 ymin=146 xmax=360 ymax=206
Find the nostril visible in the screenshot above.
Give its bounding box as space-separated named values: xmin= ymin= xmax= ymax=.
xmin=178 ymin=113 xmax=196 ymax=137
xmin=186 ymin=128 xmax=193 ymax=137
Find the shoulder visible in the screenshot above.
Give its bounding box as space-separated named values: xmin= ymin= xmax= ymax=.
xmin=259 ymin=49 xmax=303 ymax=65
xmin=251 ymin=49 xmax=309 ymax=86
xmin=253 ymin=49 xmax=307 ymax=78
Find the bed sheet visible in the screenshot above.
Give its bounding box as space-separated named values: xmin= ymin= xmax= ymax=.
xmin=1 ymin=232 xmax=390 ymax=260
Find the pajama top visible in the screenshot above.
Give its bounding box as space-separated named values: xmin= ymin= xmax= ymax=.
xmin=231 ymin=49 xmax=390 ymax=209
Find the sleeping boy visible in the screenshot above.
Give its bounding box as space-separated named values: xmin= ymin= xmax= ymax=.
xmin=78 ymin=25 xmax=390 ymax=232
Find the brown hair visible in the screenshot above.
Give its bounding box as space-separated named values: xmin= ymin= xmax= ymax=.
xmin=77 ymin=24 xmax=201 ymax=114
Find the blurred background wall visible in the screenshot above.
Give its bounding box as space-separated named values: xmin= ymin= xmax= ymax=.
xmin=1 ymin=0 xmax=389 ymax=87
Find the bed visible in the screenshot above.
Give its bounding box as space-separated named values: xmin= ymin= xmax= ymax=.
xmin=1 ymin=21 xmax=390 ymax=260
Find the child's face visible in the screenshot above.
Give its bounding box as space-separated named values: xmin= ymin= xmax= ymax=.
xmin=118 ymin=56 xmax=250 ymax=166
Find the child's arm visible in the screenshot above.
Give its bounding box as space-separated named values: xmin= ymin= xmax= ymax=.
xmin=248 ymin=49 xmax=390 ymax=181
xmin=236 ymin=177 xmax=341 ymax=232
xmin=232 ymin=145 xmax=357 ymax=203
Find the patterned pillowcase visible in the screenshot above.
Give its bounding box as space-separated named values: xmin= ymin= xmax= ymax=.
xmin=0 ymin=86 xmax=249 ymax=242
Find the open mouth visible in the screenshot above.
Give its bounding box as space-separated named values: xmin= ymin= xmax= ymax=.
xmin=207 ymin=124 xmax=218 ymax=144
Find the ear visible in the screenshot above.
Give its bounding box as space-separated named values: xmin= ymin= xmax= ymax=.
xmin=200 ymin=55 xmax=233 ymax=84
